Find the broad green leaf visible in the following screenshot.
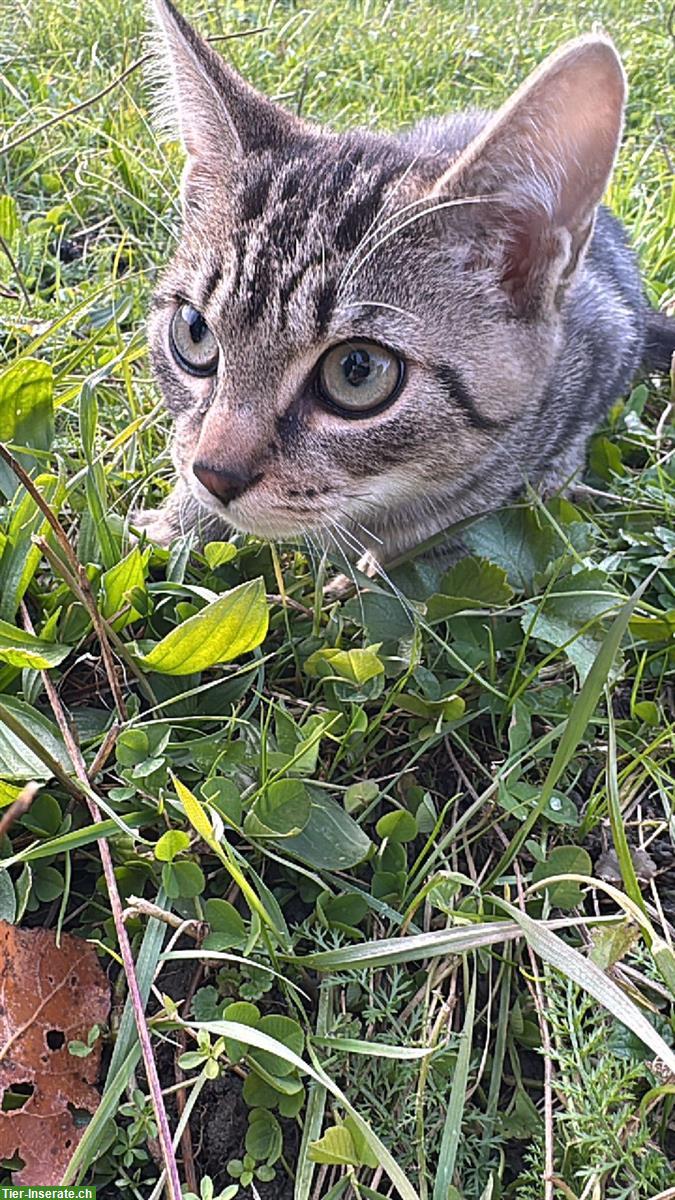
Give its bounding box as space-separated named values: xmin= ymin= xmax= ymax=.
xmin=0 ymin=618 xmax=70 ymax=670
xmin=204 ymin=898 xmax=247 ymax=950
xmin=629 ymin=612 xmax=675 ymax=643
xmin=305 ymin=645 xmax=384 ymax=687
xmin=246 ymin=779 xmax=311 ymax=838
xmin=0 ymin=472 xmax=65 ymax=620
xmin=531 ymin=846 xmax=593 ymax=910
xmin=222 ymin=1001 xmax=261 ymax=1062
xmin=342 ymin=591 xmax=413 ymax=642
xmin=249 ymin=1014 xmax=305 ymax=1078
xmin=589 ymin=434 xmax=625 ymax=480
xmin=427 ymin=556 xmax=514 ymax=621
xmin=309 ymin=1124 xmax=371 ymax=1168
xmin=161 ymin=860 xmax=205 ymax=898
xmin=273 ymin=788 xmax=371 ymax=870
xmin=138 ymin=577 xmax=268 ymax=675
xmin=245 ymin=1109 xmax=282 ymax=1164
xmin=521 ymin=570 xmax=623 ymax=681
xmin=21 ymin=792 xmax=62 ymax=836
xmin=204 ymin=541 xmax=238 ymax=569
xmin=193 ymin=1018 xmax=420 ymax=1200
xmin=0 ymin=869 xmax=16 ymax=922
xmin=344 ymin=780 xmax=379 ymax=813
xmin=201 ymin=777 xmax=242 ymax=828
xmin=398 ymin=692 xmax=466 ymax=722
xmin=376 ymin=810 xmax=418 ymax=843
xmin=0 ymin=780 xmax=22 ymax=809
xmin=100 ymin=546 xmax=150 ymax=630
xmin=0 ymin=358 xmax=54 ymax=498
xmin=242 ymin=1073 xmax=280 ymax=1109
xmin=319 ymin=892 xmax=369 ymax=930
xmin=154 ymin=829 xmax=191 ymax=862
xmin=0 ymin=695 xmax=71 ymax=780
xmin=463 ymin=507 xmax=560 ymax=592
xmin=590 ymin=922 xmax=640 ymax=971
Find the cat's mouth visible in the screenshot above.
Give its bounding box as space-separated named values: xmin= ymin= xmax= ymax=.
xmin=190 ymin=475 xmax=326 ymax=540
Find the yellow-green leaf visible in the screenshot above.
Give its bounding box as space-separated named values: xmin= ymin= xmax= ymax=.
xmin=100 ymin=546 xmax=150 ymax=630
xmin=138 ymin=577 xmax=268 ymax=675
xmin=0 ymin=619 xmax=71 ymax=670
xmin=172 ymin=773 xmax=216 ymax=846
xmin=305 ymin=645 xmax=384 ymax=686
xmin=309 ymin=1124 xmax=361 ymax=1167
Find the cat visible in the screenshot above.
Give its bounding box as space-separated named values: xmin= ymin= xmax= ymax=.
xmin=137 ymin=0 xmax=675 ymax=574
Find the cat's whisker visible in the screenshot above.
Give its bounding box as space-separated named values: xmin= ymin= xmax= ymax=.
xmin=353 ymin=519 xmax=383 ymax=545
xmin=343 ymin=191 xmax=505 ymax=287
xmin=330 ymin=519 xmax=416 ymax=627
xmin=337 ymin=152 xmax=424 ymax=292
xmin=324 ymin=523 xmax=367 ymax=624
xmin=342 ymin=299 xmax=421 ymax=322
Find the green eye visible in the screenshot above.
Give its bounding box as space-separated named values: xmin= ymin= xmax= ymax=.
xmin=169 ymin=304 xmax=219 ymax=376
xmin=317 ymin=340 xmax=404 ymax=415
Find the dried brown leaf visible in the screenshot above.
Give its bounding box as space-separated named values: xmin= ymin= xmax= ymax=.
xmin=0 ymin=921 xmax=110 ymax=1183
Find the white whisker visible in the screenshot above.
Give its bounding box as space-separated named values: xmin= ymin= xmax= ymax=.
xmin=342 ymin=192 xmax=505 ymax=288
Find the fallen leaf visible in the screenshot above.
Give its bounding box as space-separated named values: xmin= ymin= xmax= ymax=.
xmin=0 ymin=922 xmax=110 ymax=1183
xmin=595 ymin=847 xmax=657 ymax=885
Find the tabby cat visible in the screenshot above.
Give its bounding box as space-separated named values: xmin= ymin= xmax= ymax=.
xmin=138 ymin=0 xmax=675 ymax=570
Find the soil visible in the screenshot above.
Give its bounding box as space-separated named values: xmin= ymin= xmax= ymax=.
xmin=196 ymin=1074 xmax=297 ymax=1200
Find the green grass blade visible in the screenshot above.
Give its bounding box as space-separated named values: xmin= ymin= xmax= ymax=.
xmin=295 ymin=984 xmax=330 ymax=1200
xmin=498 ymin=899 xmax=675 ymax=1074
xmin=485 ymin=570 xmax=658 ymax=887
xmin=61 ymin=1043 xmax=142 ymax=1185
xmin=433 ymin=972 xmax=476 ymax=1200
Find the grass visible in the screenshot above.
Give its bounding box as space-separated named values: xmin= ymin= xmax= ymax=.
xmin=1 ymin=0 xmax=674 ymax=1198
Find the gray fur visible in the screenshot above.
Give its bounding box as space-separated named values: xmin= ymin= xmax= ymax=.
xmin=139 ymin=0 xmax=675 ymax=567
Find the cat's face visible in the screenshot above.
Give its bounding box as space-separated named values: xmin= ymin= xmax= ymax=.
xmin=148 ymin=0 xmax=625 ymax=554
xmin=148 ymin=135 xmax=554 ymax=543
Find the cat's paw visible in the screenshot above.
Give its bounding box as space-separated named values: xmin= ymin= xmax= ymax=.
xmin=323 ymin=572 xmax=356 ymax=600
xmin=323 ymin=551 xmax=380 ymax=601
xmin=129 ymin=507 xmax=177 ymax=548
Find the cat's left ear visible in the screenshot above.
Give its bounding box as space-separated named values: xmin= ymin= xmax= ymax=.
xmin=150 ymin=0 xmax=305 ymax=206
xmin=433 ymin=35 xmax=626 ymax=315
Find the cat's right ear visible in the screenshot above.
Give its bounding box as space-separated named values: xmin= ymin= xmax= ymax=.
xmin=432 ymin=35 xmax=626 ymax=316
xmin=149 ymin=0 xmax=303 ymax=207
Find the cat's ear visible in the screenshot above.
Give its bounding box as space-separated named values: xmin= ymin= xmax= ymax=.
xmin=149 ymin=0 xmax=303 ymax=205
xmin=433 ymin=35 xmax=626 ymax=315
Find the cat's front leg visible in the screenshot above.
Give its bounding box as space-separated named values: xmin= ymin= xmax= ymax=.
xmin=130 ymin=481 xmax=196 ymax=548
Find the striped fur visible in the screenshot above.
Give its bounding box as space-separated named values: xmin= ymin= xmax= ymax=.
xmin=137 ymin=0 xmax=675 ymax=565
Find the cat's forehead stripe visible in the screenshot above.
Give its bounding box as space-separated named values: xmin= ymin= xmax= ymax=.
xmin=212 ymin=146 xmax=407 ymax=333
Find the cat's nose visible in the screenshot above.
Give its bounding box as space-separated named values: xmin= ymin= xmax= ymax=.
xmin=193 ymin=462 xmax=258 ymax=506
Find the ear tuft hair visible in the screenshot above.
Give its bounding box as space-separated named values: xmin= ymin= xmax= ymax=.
xmin=147 ymin=0 xmax=307 ymax=208
xmin=433 ymin=34 xmax=626 ymax=315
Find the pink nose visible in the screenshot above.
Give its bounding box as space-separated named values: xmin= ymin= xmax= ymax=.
xmin=193 ymin=462 xmax=260 ymax=506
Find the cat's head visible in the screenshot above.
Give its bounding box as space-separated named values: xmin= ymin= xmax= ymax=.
xmin=147 ymin=0 xmax=626 ymax=550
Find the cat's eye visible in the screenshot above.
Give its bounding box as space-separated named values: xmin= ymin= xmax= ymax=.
xmin=316 ymin=340 xmax=404 ymax=416
xmin=169 ymin=304 xmax=219 ymax=376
